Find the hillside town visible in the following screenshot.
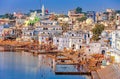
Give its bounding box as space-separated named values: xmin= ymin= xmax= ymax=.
xmin=1 ymin=5 xmax=120 ymax=79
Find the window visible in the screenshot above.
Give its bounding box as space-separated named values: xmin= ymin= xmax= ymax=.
xmin=56 ymin=28 xmax=58 ymax=30
xmin=80 ymin=46 xmax=81 ymax=49
xmin=88 ymin=34 xmax=90 ymax=38
xmin=72 ymin=44 xmax=75 ymax=49
xmin=89 ymin=49 xmax=90 ymax=52
xmin=30 ymin=33 xmax=32 ymax=36
xmin=43 ymin=28 xmax=48 ymax=30
xmin=43 ymin=28 xmax=46 ymax=30
xmin=46 ymin=28 xmax=48 ymax=30
xmin=72 ymin=34 xmax=74 ymax=36
xmin=57 ymin=40 xmax=59 ymax=42
xmin=116 ymin=33 xmax=118 ymax=36
xmin=79 ymin=40 xmax=81 ymax=42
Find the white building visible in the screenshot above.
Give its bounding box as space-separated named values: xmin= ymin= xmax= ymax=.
xmin=53 ymin=30 xmax=90 ymax=50
xmin=40 ymin=20 xmax=58 ymax=26
xmin=21 ymin=26 xmax=37 ymax=41
xmin=38 ymin=34 xmax=50 ymax=44
xmin=36 ymin=24 xmax=62 ymax=45
xmin=85 ymin=43 xmax=101 ymax=54
xmin=69 ymin=37 xmax=83 ymax=50
xmin=58 ymin=17 xmax=72 ymax=24
xmin=111 ymin=30 xmax=120 ymax=49
xmin=58 ymin=36 xmax=70 ymax=50
xmin=35 ymin=25 xmax=62 ymax=36
xmin=0 ymin=25 xmax=4 ymax=37
xmin=53 ymin=36 xmax=83 ymax=50
xmin=110 ymin=30 xmax=120 ymax=63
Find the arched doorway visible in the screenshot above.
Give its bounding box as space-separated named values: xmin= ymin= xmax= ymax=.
xmin=72 ymin=44 xmax=75 ymax=50
xmin=102 ymin=50 xmax=105 ymax=55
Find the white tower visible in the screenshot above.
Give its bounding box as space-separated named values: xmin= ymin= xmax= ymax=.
xmin=42 ymin=5 xmax=45 ymax=16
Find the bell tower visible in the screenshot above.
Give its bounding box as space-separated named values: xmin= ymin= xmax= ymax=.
xmin=42 ymin=5 xmax=45 ymax=16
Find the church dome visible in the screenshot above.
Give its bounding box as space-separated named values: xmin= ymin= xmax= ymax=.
xmin=86 ymin=18 xmax=94 ymax=25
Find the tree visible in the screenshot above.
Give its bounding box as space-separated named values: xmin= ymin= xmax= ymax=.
xmin=110 ymin=15 xmax=115 ymax=21
xmin=116 ymin=10 xmax=120 ymax=14
xmin=103 ymin=12 xmax=109 ymax=15
xmin=28 ymin=16 xmax=40 ymax=26
xmin=30 ymin=9 xmax=42 ymax=13
xmin=75 ymin=7 xmax=82 ymax=14
xmin=2 ymin=13 xmax=15 ymax=19
xmin=77 ymin=16 xmax=87 ymax=22
xmin=92 ymin=34 xmax=100 ymax=41
xmin=60 ymin=23 xmax=69 ymax=32
xmin=92 ymin=24 xmax=105 ymax=41
xmin=9 ymin=14 xmax=15 ymax=19
xmin=4 ymin=14 xmax=9 ymax=18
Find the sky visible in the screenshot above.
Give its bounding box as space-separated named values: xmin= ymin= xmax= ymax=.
xmin=0 ymin=0 xmax=120 ymax=14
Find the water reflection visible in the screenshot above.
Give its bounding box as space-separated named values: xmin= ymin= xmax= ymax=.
xmin=0 ymin=52 xmax=86 ymax=79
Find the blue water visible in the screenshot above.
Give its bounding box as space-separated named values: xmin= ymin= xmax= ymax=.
xmin=0 ymin=52 xmax=86 ymax=79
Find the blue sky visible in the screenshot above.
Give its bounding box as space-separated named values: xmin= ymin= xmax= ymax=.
xmin=0 ymin=0 xmax=120 ymax=14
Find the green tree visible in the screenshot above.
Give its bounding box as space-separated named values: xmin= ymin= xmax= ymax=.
xmin=2 ymin=13 xmax=9 ymax=19
xmin=110 ymin=16 xmax=115 ymax=21
xmin=116 ymin=10 xmax=120 ymax=14
xmin=75 ymin=7 xmax=82 ymax=14
xmin=2 ymin=13 xmax=15 ymax=19
xmin=103 ymin=12 xmax=109 ymax=15
xmin=30 ymin=9 xmax=42 ymax=13
xmin=92 ymin=24 xmax=105 ymax=41
xmin=28 ymin=16 xmax=40 ymax=26
xmin=77 ymin=16 xmax=87 ymax=22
